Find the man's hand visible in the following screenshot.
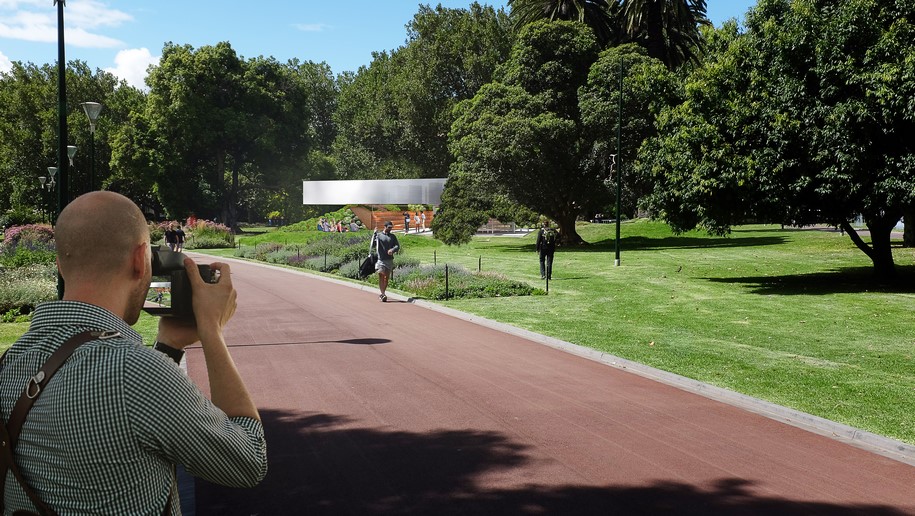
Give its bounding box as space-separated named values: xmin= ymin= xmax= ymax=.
xmin=155 ymin=259 xmax=237 ymax=349
xmin=185 ymin=259 xmax=237 ymax=345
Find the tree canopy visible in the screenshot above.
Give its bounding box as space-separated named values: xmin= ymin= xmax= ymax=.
xmin=135 ymin=42 xmax=320 ymax=229
xmin=333 ymin=3 xmax=513 ymax=181
xmin=448 ymin=20 xmax=603 ymax=245
xmin=639 ymin=0 xmax=915 ymax=277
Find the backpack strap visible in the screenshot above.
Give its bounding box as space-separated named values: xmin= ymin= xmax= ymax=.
xmin=1 ymin=330 xmax=119 ymax=516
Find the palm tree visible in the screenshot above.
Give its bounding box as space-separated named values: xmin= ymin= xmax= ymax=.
xmin=622 ymin=0 xmax=711 ymax=69
xmin=507 ymin=0 xmax=622 ymax=47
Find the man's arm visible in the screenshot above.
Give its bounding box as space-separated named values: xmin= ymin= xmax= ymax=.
xmin=188 ymin=260 xmax=259 ymax=420
xmin=157 ymin=259 xmax=259 ymax=421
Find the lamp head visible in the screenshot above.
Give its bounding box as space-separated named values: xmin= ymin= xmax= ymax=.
xmin=81 ymin=102 xmax=103 ymax=132
xmin=67 ymin=145 xmax=77 ymax=165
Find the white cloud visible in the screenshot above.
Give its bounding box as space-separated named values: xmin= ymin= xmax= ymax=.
xmin=0 ymin=0 xmax=129 ymax=47
xmin=0 ymin=50 xmax=12 ymax=73
xmin=293 ymin=23 xmax=331 ymax=32
xmin=105 ymin=47 xmax=158 ymax=90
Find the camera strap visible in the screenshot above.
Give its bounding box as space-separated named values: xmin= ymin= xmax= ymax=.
xmin=0 ymin=330 xmax=161 ymax=516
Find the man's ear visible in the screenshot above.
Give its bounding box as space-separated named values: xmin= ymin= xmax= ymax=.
xmin=131 ymin=242 xmax=149 ymax=280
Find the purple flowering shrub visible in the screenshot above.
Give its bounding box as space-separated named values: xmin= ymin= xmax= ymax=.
xmin=186 ymin=219 xmax=234 ymax=249
xmin=1 ymin=224 xmax=55 ymax=252
xmin=1 ymin=225 xmax=56 ymax=268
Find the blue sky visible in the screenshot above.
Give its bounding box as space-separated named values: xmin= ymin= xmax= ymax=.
xmin=0 ymin=1 xmax=758 ymax=89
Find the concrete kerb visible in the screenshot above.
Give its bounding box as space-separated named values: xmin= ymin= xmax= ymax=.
xmin=199 ymin=253 xmax=915 ymax=468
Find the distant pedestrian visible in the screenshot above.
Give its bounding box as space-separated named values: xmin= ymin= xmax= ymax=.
xmin=165 ymin=223 xmax=177 ymax=252
xmin=375 ymin=221 xmax=400 ymax=302
xmin=420 ymin=211 xmax=426 ymax=232
xmin=175 ymin=225 xmax=186 ymax=252
xmin=403 ymin=211 xmax=410 ymax=234
xmin=414 ymin=212 xmax=421 ymax=233
xmin=536 ymin=220 xmax=558 ymax=280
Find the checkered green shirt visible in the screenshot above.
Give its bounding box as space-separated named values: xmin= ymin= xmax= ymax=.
xmin=1 ymin=301 xmax=267 ymax=515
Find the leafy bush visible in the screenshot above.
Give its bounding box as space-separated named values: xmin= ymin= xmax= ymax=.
xmin=1 ymin=224 xmax=56 ymax=268
xmin=187 ymin=235 xmax=234 ymax=250
xmin=388 ymin=264 xmax=539 ymax=300
xmin=186 ymin=220 xmax=234 ymax=249
xmin=0 ymin=263 xmax=57 ymax=314
xmin=149 ymin=222 xmax=166 ymax=244
xmin=0 ymin=207 xmax=42 ymax=229
xmin=231 ymin=230 xmax=538 ymax=300
xmin=2 ymin=224 xmax=55 ymax=250
xmin=0 ymin=248 xmax=56 ymax=268
xmin=337 ymin=259 xmax=365 ymax=279
xmin=1 ymin=307 xmax=31 ymax=323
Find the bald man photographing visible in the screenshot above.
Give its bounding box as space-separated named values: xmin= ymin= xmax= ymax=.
xmin=0 ymin=192 xmax=266 ymax=515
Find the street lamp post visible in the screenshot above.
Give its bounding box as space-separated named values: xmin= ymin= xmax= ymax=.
xmin=80 ymin=101 xmax=102 ymax=191
xmin=39 ymin=167 xmax=58 ymax=223
xmin=54 ymin=0 xmax=69 ymax=299
xmin=615 ymin=55 xmax=623 ymax=267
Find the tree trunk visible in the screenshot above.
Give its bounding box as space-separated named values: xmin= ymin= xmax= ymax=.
xmin=555 ymin=213 xmax=583 ymax=245
xmin=904 ymin=206 xmax=915 ymax=247
xmin=840 ymin=219 xmax=896 ymax=280
xmin=225 ymin=157 xmax=240 ymax=233
xmin=215 ymin=149 xmax=227 ymax=225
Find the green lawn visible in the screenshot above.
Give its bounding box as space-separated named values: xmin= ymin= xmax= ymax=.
xmin=400 ymin=221 xmax=915 ymax=444
xmin=4 ymin=220 xmax=913 ymax=445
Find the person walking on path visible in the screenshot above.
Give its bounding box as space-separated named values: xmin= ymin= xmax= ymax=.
xmin=165 ymin=223 xmax=177 ymax=251
xmin=536 ymin=220 xmax=558 ymax=280
xmin=0 ymin=191 xmax=266 ymax=514
xmin=420 ymin=211 xmax=427 ymax=232
xmin=374 ymin=221 xmax=400 ymax=302
xmin=175 ymin=224 xmax=186 ymax=252
xmin=403 ymin=211 xmax=410 ymax=234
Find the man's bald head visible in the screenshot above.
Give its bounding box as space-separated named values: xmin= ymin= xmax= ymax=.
xmin=56 ymin=191 xmax=150 ymax=284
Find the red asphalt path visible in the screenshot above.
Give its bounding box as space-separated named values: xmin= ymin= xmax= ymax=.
xmin=185 ymin=257 xmax=915 ymax=515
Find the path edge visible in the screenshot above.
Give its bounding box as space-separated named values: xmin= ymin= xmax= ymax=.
xmin=206 ymin=254 xmax=915 ymax=468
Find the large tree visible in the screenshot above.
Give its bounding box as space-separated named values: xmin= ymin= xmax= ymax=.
xmin=507 ymin=0 xmax=710 ymax=68
xmin=0 ymin=61 xmax=135 ymax=220
xmin=622 ymin=0 xmax=711 ymax=69
xmin=448 ymin=20 xmax=602 ymax=244
xmin=579 ymin=43 xmax=681 ymax=216
xmin=507 ymin=0 xmax=620 ymax=46
xmin=639 ymin=0 xmax=915 ymax=278
xmin=333 ymin=3 xmax=512 ymax=180
xmin=141 ymin=42 xmax=315 ymax=229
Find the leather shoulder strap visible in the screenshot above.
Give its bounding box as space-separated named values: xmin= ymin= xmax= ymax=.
xmin=6 ymin=331 xmax=119 ymax=450
xmin=1 ymin=330 xmax=119 ymax=516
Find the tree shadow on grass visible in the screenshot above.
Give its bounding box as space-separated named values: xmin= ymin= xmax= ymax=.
xmin=497 ymin=235 xmax=789 ymax=254
xmin=706 ymin=266 xmax=915 ymax=295
xmin=194 ymin=409 xmax=909 ymax=516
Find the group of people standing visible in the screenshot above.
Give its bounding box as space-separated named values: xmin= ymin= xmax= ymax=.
xmin=402 ymin=211 xmax=427 ymax=233
xmin=318 ymin=217 xmax=360 ymax=233
xmin=164 ymin=223 xmax=185 ymax=252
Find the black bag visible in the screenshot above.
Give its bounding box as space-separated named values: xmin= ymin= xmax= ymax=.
xmin=358 ymin=234 xmax=378 ymax=278
xmin=359 ymin=255 xmax=377 ymax=278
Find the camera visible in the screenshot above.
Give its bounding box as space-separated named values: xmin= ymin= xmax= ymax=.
xmin=143 ymin=245 xmax=213 ymax=319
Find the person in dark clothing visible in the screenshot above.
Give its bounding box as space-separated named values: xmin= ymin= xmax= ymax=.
xmin=374 ymin=221 xmax=400 ymax=302
xmin=535 ymin=220 xmax=558 ymax=280
xmin=175 ymin=225 xmax=186 ymax=252
xmin=164 ymin=224 xmax=177 ymax=252
xmin=403 ymin=212 xmax=410 ymax=234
